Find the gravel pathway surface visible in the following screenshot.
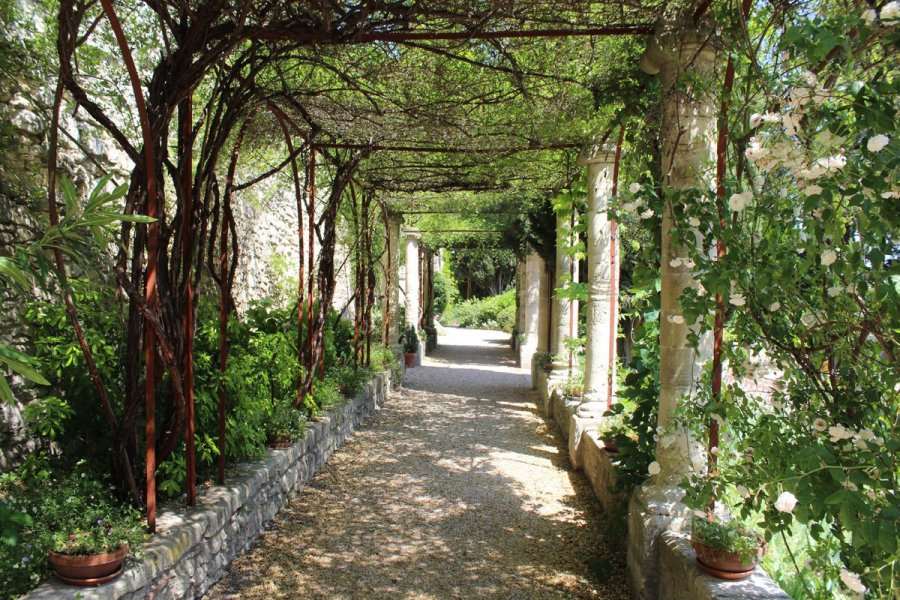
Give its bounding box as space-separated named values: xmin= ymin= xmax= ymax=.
xmin=204 ymin=327 xmax=629 ymax=600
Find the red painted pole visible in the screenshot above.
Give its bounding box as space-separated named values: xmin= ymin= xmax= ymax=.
xmin=608 ymin=125 xmax=625 ymax=407
xmin=306 ymin=147 xmax=317 ymax=393
xmin=181 ymin=96 xmax=196 ymax=506
xmin=95 ymin=0 xmax=157 ymax=532
xmin=217 ymin=198 xmax=228 ymax=485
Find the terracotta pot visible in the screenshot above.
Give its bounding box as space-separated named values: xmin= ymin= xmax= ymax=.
xmin=569 ymin=388 xmax=583 ymax=399
xmin=404 ymin=352 xmax=416 ymax=368
xmin=691 ymin=541 xmax=761 ymax=580
xmin=602 ymin=440 xmax=618 ymax=453
xmin=49 ymin=544 xmax=128 ymax=586
xmin=542 ymin=364 xmax=554 ymax=373
xmin=267 ymin=434 xmax=293 ymax=449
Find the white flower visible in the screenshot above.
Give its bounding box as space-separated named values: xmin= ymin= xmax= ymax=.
xmin=749 ymin=113 xmax=763 ymax=128
xmin=648 ymin=461 xmax=661 ymax=476
xmin=827 ymin=285 xmax=843 ymax=297
xmin=669 ymin=257 xmax=683 ymax=268
xmin=813 ymin=418 xmax=828 ymax=432
xmin=667 ymin=314 xmax=685 ymax=325
xmin=709 ymin=446 xmax=719 ymax=455
xmin=622 ymin=201 xmax=640 ymax=213
xmin=774 ymin=491 xmax=798 ymax=513
xmin=801 ymin=312 xmax=817 ymax=327
xmin=867 ymin=134 xmax=890 ymax=152
xmin=629 ymin=182 xmax=642 ymax=194
xmin=736 ymin=485 xmax=750 ymax=498
xmin=858 ymin=428 xmax=876 ymax=441
xmin=730 ymin=294 xmax=746 ymax=307
xmin=783 ymin=112 xmax=801 ymax=135
xmin=821 ymin=249 xmax=838 ymax=266
xmin=768 ymin=302 xmax=781 ymax=312
xmin=804 ymin=184 xmax=823 ymax=196
xmin=862 ymin=8 xmax=877 ymax=23
xmin=815 ymin=155 xmax=847 ymax=173
xmin=682 ymin=258 xmax=695 ymax=269
xmin=640 ymin=209 xmax=654 ymax=219
xmin=881 ymin=0 xmax=900 ymax=21
xmin=688 ymin=216 xmax=701 ymax=227
xmin=762 ymin=112 xmax=782 ymax=123
xmin=853 ymin=437 xmax=868 ymax=450
xmin=829 ymin=424 xmax=855 ymax=442
xmin=881 ymin=190 xmax=900 ymax=199
xmin=728 ymin=191 xmax=753 ymax=212
xmin=802 ymin=70 xmax=818 ymax=87
xmin=840 ymin=569 xmax=868 ymax=594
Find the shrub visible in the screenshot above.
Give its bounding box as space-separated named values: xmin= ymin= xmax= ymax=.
xmin=444 ymin=288 xmax=516 ymax=333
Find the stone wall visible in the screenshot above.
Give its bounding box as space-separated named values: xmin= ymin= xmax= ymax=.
xmin=26 ymin=371 xmax=391 ymax=600
xmin=534 ymin=373 xmax=792 ymax=600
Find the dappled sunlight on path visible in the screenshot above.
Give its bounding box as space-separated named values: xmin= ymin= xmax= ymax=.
xmin=204 ymin=327 xmax=627 ymax=600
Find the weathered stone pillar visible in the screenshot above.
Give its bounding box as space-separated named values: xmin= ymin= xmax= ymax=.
xmin=519 ymin=252 xmax=541 ymax=368
xmin=531 ymin=255 xmax=552 ymax=388
xmin=628 ymin=23 xmax=718 ymax=600
xmin=549 ymin=210 xmax=575 ymax=374
xmin=383 ymin=213 xmax=402 ymax=350
xmin=577 ymin=146 xmax=617 ymax=417
xmin=403 ymin=227 xmax=421 ymax=331
xmin=567 ymin=146 xmax=617 ymax=468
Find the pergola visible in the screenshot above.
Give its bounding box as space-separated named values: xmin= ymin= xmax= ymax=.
xmin=51 ymin=2 xmax=748 ymax=595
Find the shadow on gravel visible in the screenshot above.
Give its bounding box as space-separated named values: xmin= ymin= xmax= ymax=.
xmin=205 ymin=327 xmax=628 ymax=600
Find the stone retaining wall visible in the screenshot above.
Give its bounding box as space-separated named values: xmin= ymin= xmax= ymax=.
xmin=26 ymin=372 xmax=391 ymax=600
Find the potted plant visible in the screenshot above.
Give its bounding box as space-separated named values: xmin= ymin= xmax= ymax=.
xmin=38 ymin=471 xmax=145 ymax=586
xmin=265 ymin=399 xmax=306 ymax=448
xmin=538 ymin=353 xmax=555 ymax=373
xmin=403 ymin=325 xmax=419 ymax=368
xmin=690 ymin=517 xmax=765 ymax=580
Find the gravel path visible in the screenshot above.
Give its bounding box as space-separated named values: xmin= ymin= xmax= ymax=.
xmin=204 ymin=327 xmax=629 ymax=600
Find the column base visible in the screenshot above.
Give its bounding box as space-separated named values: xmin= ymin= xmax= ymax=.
xmin=567 ymin=413 xmax=601 ymax=469
xmin=626 ymin=482 xmax=692 ymax=600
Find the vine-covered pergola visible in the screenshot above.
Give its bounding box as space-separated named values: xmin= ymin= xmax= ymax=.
xmin=30 ymin=0 xmax=897 ymax=597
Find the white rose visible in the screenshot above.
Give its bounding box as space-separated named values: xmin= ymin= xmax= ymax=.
xmin=730 ymin=294 xmax=746 ymax=307
xmin=801 ymin=312 xmax=817 ymax=327
xmin=762 ymin=112 xmax=782 ymax=123
xmin=881 ymin=0 xmax=900 ymax=21
xmin=688 ymin=216 xmax=701 ymax=227
xmin=862 ymin=8 xmax=877 ymax=23
xmin=827 ymin=285 xmax=843 ymax=297
xmin=640 ymin=209 xmax=654 ymax=219
xmin=829 ymin=424 xmax=855 ymax=442
xmin=768 ymin=302 xmax=781 ymax=312
xmin=629 ymin=182 xmax=642 ymax=194
xmin=840 ymin=569 xmax=868 ymax=594
xmin=669 ymin=257 xmax=683 ymax=268
xmin=866 ymin=134 xmax=890 ymax=152
xmin=802 ymin=70 xmax=818 ymax=87
xmin=774 ymin=491 xmax=798 ymax=513
xmin=648 ymin=461 xmax=661 ymax=476
xmin=821 ymin=249 xmax=838 ymax=266
xmin=728 ymin=192 xmax=751 ymax=212
xmin=749 ymin=113 xmax=762 ymax=128
xmin=813 ymin=418 xmax=828 ymax=432
xmin=859 ymin=428 xmax=876 ymax=441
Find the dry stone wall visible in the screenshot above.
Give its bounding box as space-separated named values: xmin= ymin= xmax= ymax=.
xmin=25 ymin=372 xmax=391 ymax=600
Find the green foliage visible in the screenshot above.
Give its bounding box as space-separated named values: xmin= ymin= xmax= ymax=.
xmin=444 ymin=287 xmax=516 ymax=333
xmin=21 ymin=396 xmax=73 ymax=442
xmin=370 ymin=345 xmax=401 ymax=383
xmin=691 ymin=518 xmax=762 ymax=563
xmin=265 ymin=400 xmax=306 ymax=444
xmin=432 ymin=270 xmax=452 ymax=315
xmin=0 ymin=455 xmax=145 ymax=599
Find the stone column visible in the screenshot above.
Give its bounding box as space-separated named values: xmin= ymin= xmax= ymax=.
xmin=577 ymin=146 xmax=617 ymax=418
xmin=550 ymin=210 xmax=575 ymax=373
xmin=531 ymin=255 xmax=552 ymax=389
xmin=628 ymin=23 xmax=718 ymax=600
xmin=519 ymin=252 xmax=541 ymax=369
xmin=383 ymin=214 xmax=402 ymax=350
xmin=403 ymin=227 xmax=421 ymax=331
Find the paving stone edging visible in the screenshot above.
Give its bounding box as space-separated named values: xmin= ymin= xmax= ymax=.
xmin=26 ymin=372 xmax=391 ymax=600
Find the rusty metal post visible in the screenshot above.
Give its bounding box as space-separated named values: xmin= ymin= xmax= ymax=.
xmin=181 ymin=96 xmax=197 ymax=506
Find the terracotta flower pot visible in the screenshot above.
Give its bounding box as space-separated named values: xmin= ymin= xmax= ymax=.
xmin=602 ymin=439 xmax=618 ymax=453
xmin=267 ymin=434 xmax=293 ymax=449
xmin=691 ymin=541 xmax=762 ymax=580
xmin=404 ymin=352 xmax=416 ymax=368
xmin=49 ymin=543 xmax=128 ymax=586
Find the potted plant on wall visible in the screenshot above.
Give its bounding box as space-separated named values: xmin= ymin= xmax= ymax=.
xmin=403 ymin=325 xmax=419 ymax=368
xmin=690 ymin=517 xmax=765 ymax=580
xmin=39 ymin=469 xmax=145 ymax=586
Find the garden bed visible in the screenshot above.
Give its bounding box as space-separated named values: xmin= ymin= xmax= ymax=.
xmin=24 ymin=372 xmax=391 ymax=600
